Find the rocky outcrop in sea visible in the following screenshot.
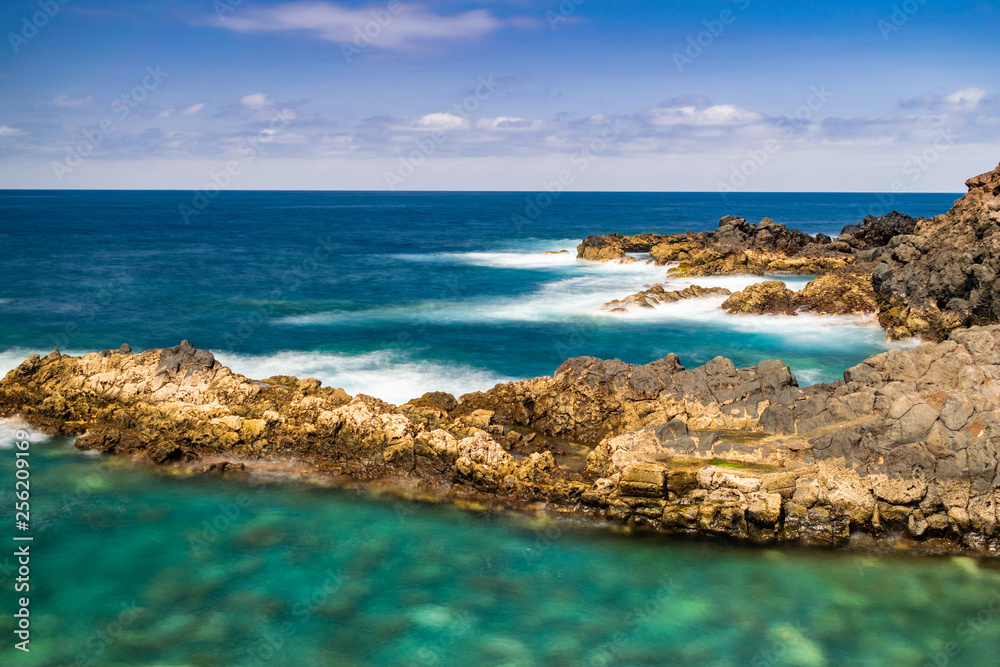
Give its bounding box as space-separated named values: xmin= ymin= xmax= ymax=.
xmin=585 ymin=162 xmax=1000 ymax=333
xmin=4 ymin=325 xmax=1000 ymax=555
xmin=5 ymin=162 xmax=1000 ymax=556
xmin=721 ymin=269 xmax=877 ymax=316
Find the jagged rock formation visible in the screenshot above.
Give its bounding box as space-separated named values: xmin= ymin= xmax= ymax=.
xmin=602 ymin=284 xmax=731 ymax=312
xmin=840 ymin=211 xmax=921 ymax=251
xmin=576 ymin=233 xmax=670 ymax=262
xmin=583 ymin=325 xmax=1000 ymax=550
xmin=586 ymin=208 xmax=924 ymax=322
xmin=579 ymin=165 xmax=1000 ymax=343
xmin=721 ymin=281 xmax=799 ymax=315
xmin=456 ymin=354 xmax=798 ymax=444
xmin=721 ymin=269 xmax=878 ymax=317
xmin=874 ymin=161 xmax=1000 ymax=341
xmin=794 ymin=268 xmax=879 ymax=315
xmin=0 ymin=342 xmax=561 ymax=494
xmin=579 ymin=217 xmax=855 ymax=275
xmin=4 ymin=331 xmax=1000 ymax=553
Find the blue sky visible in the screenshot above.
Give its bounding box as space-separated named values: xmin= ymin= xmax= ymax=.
xmin=0 ymin=0 xmax=998 ymax=190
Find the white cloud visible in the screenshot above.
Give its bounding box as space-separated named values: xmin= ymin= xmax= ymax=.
xmin=475 ymin=116 xmax=542 ymax=131
xmin=644 ymin=103 xmax=765 ymax=127
xmin=414 ymin=112 xmax=469 ymax=131
xmin=902 ymin=87 xmax=993 ymax=112
xmin=943 ymin=87 xmax=988 ymax=109
xmin=241 ymin=92 xmax=273 ymax=109
xmin=182 ymin=103 xmax=205 ymax=115
xmin=210 ymin=2 xmax=517 ymax=50
xmin=0 ymin=125 xmax=24 ymax=136
xmin=52 ymin=94 xmax=92 ymax=107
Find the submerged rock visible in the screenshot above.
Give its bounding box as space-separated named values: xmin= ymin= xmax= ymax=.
xmin=602 ymin=284 xmax=731 ymax=311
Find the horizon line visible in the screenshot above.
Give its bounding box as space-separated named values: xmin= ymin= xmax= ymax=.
xmin=0 ymin=188 xmax=966 ymax=195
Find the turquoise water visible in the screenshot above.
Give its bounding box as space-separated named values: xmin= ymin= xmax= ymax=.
xmin=3 ymin=190 xmax=991 ymax=666
xmin=2 ymin=430 xmax=1000 ymax=666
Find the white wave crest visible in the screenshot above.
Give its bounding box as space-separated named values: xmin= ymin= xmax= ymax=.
xmin=276 ymin=268 xmax=831 ymax=329
xmin=212 ymin=349 xmax=517 ymax=405
xmin=0 ymin=347 xmax=88 ymax=379
xmin=393 ymin=250 xmax=581 ymax=270
xmin=0 ymin=418 xmax=47 ymax=449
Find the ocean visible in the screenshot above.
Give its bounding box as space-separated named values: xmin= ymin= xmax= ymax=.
xmin=4 ymin=190 xmax=1000 ymax=666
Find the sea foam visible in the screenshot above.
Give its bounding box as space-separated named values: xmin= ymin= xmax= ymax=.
xmin=213 ymin=349 xmax=517 ymax=406
xmin=0 ymin=417 xmax=46 ymax=449
xmin=277 ymin=262 xmax=828 ymax=329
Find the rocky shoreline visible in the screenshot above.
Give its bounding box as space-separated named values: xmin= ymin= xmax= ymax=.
xmin=585 ymin=161 xmax=1000 ymax=341
xmin=3 ymin=330 xmax=1000 ymax=556
xmin=3 ymin=162 xmax=1000 ymax=556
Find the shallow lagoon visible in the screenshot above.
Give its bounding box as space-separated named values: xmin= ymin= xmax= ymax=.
xmin=2 ymin=433 xmax=999 ymax=667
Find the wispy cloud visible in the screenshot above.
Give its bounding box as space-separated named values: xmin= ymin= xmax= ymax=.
xmin=643 ymin=100 xmax=766 ymax=127
xmin=414 ymin=112 xmax=469 ymax=131
xmin=52 ymin=94 xmax=93 ymax=107
xmin=475 ymin=116 xmax=541 ymax=131
xmin=901 ymin=86 xmax=995 ymax=112
xmin=0 ymin=125 xmax=25 ymax=136
xmin=207 ymin=1 xmax=523 ymax=50
xmin=182 ymin=103 xmax=205 ymax=115
xmin=241 ymin=92 xmax=273 ymax=109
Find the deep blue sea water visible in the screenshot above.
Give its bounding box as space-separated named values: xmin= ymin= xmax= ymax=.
xmin=5 ymin=190 xmax=1000 ymax=667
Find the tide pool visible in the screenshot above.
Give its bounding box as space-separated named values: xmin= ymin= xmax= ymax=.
xmin=2 ymin=429 xmax=999 ymax=666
